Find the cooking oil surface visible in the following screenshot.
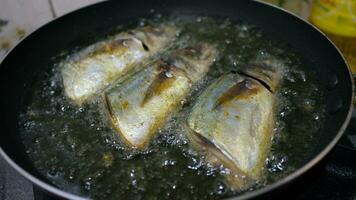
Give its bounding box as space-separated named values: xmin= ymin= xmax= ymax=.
xmin=19 ymin=15 xmax=325 ymax=200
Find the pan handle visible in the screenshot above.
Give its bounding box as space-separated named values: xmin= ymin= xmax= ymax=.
xmin=353 ymin=75 xmax=356 ymax=107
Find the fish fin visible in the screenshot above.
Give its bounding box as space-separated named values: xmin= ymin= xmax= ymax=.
xmin=141 ymin=61 xmax=182 ymax=106
xmin=214 ymin=79 xmax=260 ymax=109
xmin=141 ymin=61 xmax=175 ymax=106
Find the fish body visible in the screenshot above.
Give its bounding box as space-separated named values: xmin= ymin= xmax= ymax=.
xmin=187 ymin=56 xmax=283 ymax=190
xmin=61 ymin=25 xmax=178 ymax=105
xmin=105 ymin=43 xmax=217 ymax=149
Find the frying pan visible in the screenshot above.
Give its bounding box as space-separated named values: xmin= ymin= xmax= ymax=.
xmin=0 ymin=0 xmax=354 ymax=199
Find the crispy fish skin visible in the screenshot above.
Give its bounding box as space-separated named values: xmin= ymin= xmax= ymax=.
xmin=187 ymin=57 xmax=283 ymax=190
xmin=105 ymin=43 xmax=217 ymax=149
xmin=61 ymin=25 xmax=178 ymax=105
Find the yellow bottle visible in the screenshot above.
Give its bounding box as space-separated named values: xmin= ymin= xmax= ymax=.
xmin=310 ymin=0 xmax=356 ymax=74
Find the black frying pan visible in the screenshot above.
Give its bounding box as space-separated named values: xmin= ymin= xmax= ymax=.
xmin=0 ymin=0 xmax=354 ymax=199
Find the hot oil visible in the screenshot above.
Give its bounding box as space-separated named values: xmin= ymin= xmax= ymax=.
xmin=19 ymin=15 xmax=325 ymax=200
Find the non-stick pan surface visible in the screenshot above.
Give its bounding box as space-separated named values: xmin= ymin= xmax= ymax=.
xmin=0 ymin=0 xmax=353 ymax=199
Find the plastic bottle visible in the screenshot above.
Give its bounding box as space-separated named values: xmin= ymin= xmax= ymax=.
xmin=310 ymin=0 xmax=356 ymax=74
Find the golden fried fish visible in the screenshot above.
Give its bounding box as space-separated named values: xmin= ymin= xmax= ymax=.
xmin=187 ymin=55 xmax=284 ymax=190
xmin=61 ymin=25 xmax=178 ymax=105
xmin=104 ymin=43 xmax=217 ymax=149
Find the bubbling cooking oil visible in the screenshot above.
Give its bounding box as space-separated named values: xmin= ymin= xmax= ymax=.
xmin=19 ymin=15 xmax=325 ymax=200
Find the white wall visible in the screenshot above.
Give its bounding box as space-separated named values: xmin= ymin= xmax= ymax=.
xmin=0 ymin=0 xmax=104 ymax=58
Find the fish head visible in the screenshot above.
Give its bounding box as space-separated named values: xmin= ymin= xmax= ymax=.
xmin=130 ymin=25 xmax=178 ymax=52
xmin=242 ymin=53 xmax=285 ymax=93
xmin=171 ymin=43 xmax=218 ymax=82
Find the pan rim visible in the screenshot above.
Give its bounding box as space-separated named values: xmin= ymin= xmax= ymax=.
xmin=0 ymin=0 xmax=354 ymax=200
xmin=227 ymin=0 xmax=355 ymax=199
